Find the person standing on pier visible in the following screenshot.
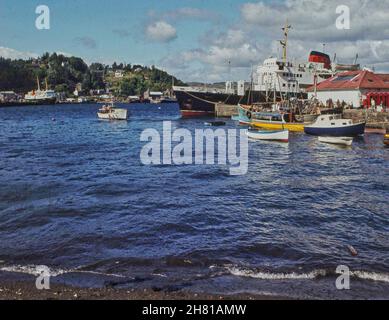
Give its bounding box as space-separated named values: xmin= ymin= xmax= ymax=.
xmin=371 ymin=98 xmax=376 ymax=111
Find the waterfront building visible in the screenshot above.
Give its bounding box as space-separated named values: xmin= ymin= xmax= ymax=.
xmin=307 ymin=70 xmax=389 ymax=108
xmin=144 ymin=90 xmax=163 ymax=103
xmin=115 ymin=70 xmax=125 ymax=78
xmin=0 ymin=91 xmax=18 ymax=102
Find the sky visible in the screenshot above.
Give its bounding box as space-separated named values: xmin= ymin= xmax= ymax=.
xmin=1 ymin=0 xmax=389 ymax=82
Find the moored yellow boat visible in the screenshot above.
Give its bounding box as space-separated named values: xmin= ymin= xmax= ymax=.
xmin=237 ymin=104 xmax=309 ymax=132
xmin=248 ymin=111 xmax=306 ymax=132
xmin=251 ymin=120 xmax=305 ymax=132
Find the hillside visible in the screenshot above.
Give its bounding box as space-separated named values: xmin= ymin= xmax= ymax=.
xmin=106 ymin=64 xmax=185 ymax=97
xmin=0 ymin=53 xmax=185 ymax=96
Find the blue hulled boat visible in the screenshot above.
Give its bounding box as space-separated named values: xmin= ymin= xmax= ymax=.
xmin=304 ymin=115 xmax=365 ymax=137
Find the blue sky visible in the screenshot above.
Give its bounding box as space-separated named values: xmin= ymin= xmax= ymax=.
xmin=1 ymin=0 xmax=388 ymax=82
xmin=0 ymin=0 xmax=248 ymax=64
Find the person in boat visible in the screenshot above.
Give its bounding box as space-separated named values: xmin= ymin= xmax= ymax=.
xmin=314 ymin=104 xmax=321 ymax=115
xmin=100 ymin=105 xmax=112 ymax=113
xmin=377 ymin=102 xmax=384 ymax=113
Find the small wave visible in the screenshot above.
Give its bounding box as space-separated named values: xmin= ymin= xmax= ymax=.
xmin=227 ymin=266 xmax=327 ymax=280
xmin=0 ymin=264 xmax=126 ymax=279
xmin=0 ymin=265 xmax=68 ymax=277
xmin=227 ymin=266 xmax=389 ymax=283
xmin=151 ymin=273 xmax=168 ymax=278
xmin=352 ymin=271 xmax=389 ymax=283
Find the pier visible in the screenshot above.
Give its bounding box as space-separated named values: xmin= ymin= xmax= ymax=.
xmin=214 ymin=103 xmax=389 ymax=129
xmin=343 ymin=109 xmax=389 ymax=129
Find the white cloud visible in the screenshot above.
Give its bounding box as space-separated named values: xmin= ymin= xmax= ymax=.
xmin=161 ymin=43 xmax=261 ymax=82
xmin=199 ymin=44 xmax=260 ymax=67
xmin=165 ymin=0 xmax=389 ymax=81
xmin=240 ymin=0 xmax=389 ymax=42
xmin=146 ymin=21 xmax=177 ymax=43
xmin=160 ymin=22 xmax=267 ymax=82
xmin=214 ymin=29 xmax=246 ymax=47
xmin=0 ymin=47 xmax=39 ymax=60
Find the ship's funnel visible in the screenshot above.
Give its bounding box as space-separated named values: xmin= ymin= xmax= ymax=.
xmin=309 ymin=51 xmax=331 ymax=70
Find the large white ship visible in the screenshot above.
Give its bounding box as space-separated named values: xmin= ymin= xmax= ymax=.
xmin=174 ymin=22 xmax=359 ymax=117
xmin=251 ymin=23 xmax=337 ymax=96
xmin=24 ymin=77 xmax=57 ymax=104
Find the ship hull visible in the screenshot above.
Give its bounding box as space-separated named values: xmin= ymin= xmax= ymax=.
xmin=97 ymin=108 xmax=128 ymax=120
xmin=24 ymin=98 xmax=57 ymax=105
xmin=304 ymin=122 xmax=366 ymax=136
xmin=174 ymin=88 xmax=307 ymax=118
xmin=174 ymin=90 xmax=240 ymax=116
xmin=0 ymin=98 xmax=57 ymax=107
xmin=181 ymin=110 xmax=214 ymax=118
xmin=251 ymin=121 xmax=305 ymax=132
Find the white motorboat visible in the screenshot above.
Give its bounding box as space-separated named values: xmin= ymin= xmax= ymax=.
xmin=246 ymin=129 xmax=289 ymax=142
xmin=304 ymin=114 xmax=365 ymax=136
xmin=318 ymin=136 xmax=353 ymax=146
xmin=97 ymin=103 xmax=128 ymax=120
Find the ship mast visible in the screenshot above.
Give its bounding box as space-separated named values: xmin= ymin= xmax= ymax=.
xmin=36 ymin=76 xmax=41 ymax=91
xmin=280 ymin=20 xmax=292 ymax=64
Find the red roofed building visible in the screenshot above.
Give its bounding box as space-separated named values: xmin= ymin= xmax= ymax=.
xmin=307 ymin=70 xmax=389 ymax=108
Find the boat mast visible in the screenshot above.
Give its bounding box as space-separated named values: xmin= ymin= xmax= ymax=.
xmin=171 ymin=76 xmax=174 ymax=97
xmin=273 ymin=75 xmax=277 ymax=105
xmin=280 ymin=20 xmax=292 ymax=64
xmin=247 ymin=66 xmax=252 ymax=104
xmin=314 ymin=72 xmax=318 ymax=98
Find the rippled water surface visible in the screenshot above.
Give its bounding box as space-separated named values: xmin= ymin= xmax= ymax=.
xmin=0 ymin=103 xmax=388 ymax=299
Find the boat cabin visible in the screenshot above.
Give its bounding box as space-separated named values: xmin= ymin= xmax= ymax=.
xmin=314 ymin=115 xmax=353 ymax=127
xmin=253 ymin=112 xmax=292 ymax=123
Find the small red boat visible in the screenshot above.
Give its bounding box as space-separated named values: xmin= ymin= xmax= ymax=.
xmin=181 ymin=110 xmax=214 ymax=118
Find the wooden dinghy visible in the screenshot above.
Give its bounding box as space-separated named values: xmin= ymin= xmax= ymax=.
xmin=318 ymin=136 xmax=353 ymax=146
xmin=246 ymin=129 xmax=289 ymax=142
